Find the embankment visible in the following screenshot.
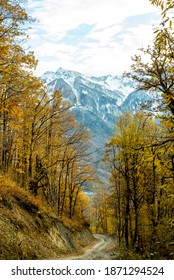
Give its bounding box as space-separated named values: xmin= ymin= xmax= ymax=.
xmin=0 ymin=175 xmax=94 ymax=259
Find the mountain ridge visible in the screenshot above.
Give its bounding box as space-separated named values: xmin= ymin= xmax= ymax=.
xmin=41 ymin=68 xmax=152 ymax=183
xmin=41 ymin=67 xmax=151 ymax=132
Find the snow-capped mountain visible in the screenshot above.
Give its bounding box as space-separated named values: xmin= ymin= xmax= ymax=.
xmin=41 ymin=67 xmax=152 ymax=180
xmin=121 ymin=90 xmax=154 ymax=112
xmin=42 ymin=68 xmax=137 ymax=137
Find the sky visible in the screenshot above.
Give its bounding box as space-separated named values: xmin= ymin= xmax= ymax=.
xmin=26 ymin=0 xmax=161 ymax=76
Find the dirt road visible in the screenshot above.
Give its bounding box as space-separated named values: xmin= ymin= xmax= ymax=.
xmin=68 ymin=234 xmax=116 ymax=260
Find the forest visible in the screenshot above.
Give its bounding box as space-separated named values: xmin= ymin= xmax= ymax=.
xmin=0 ymin=0 xmax=174 ymax=259
xmin=91 ymin=0 xmax=174 ymax=259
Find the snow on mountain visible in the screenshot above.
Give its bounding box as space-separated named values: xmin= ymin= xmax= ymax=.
xmin=89 ymin=74 xmax=134 ymax=98
xmin=41 ymin=67 xmax=154 ymax=184
xmin=121 ymin=90 xmax=155 ymax=113
xmin=41 ymin=67 xmax=153 ymax=140
xmin=42 ymin=66 xmax=154 ymax=129
xmin=42 ymin=68 xmax=124 ymax=124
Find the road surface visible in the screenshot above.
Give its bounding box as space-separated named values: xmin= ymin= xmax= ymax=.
xmin=67 ymin=234 xmax=116 ymax=260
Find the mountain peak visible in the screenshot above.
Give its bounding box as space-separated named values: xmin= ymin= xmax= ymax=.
xmin=42 ymin=67 xmax=152 ymax=182
xmin=56 ymin=67 xmax=81 ymax=77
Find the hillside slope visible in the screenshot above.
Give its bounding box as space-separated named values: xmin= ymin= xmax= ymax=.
xmin=0 ymin=175 xmax=94 ymax=260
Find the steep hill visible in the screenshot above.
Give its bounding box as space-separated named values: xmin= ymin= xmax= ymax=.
xmin=0 ymin=175 xmax=94 ymax=260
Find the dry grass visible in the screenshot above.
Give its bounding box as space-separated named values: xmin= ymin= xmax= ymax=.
xmin=0 ymin=174 xmax=56 ymax=217
xmin=61 ymin=215 xmax=87 ymax=231
xmin=0 ymin=174 xmax=94 ymax=260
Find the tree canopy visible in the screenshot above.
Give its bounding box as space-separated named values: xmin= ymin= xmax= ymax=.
xmin=0 ymin=0 xmax=95 ymax=220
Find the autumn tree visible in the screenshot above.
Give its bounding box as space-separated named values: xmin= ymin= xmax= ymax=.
xmin=90 ymin=183 xmax=112 ymax=233
xmin=149 ymin=0 xmax=174 ymax=27
xmin=104 ymin=111 xmax=174 ymax=258
xmin=0 ymin=0 xmax=37 ymax=173
xmin=53 ymin=124 xmax=95 ymax=219
xmin=112 ymin=0 xmax=174 ymax=257
xmin=105 ymin=112 xmax=151 ymax=247
xmin=125 ymin=0 xmax=174 ymax=126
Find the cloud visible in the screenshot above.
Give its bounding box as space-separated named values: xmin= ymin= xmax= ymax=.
xmin=29 ymin=0 xmax=158 ymax=36
xmin=86 ymin=24 xmax=123 ymax=45
xmin=27 ymin=0 xmax=161 ymax=75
